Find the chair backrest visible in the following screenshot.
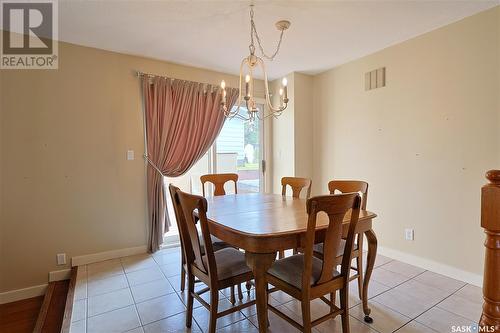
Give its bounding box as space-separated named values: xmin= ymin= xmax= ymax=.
xmin=281 ymin=177 xmax=312 ymax=199
xmin=328 ymin=180 xmax=368 ymax=210
xmin=175 ymin=187 xmax=217 ymax=279
xmin=200 ymin=173 xmax=238 ymax=196
xmin=168 ymin=184 xmax=186 ymax=234
xmin=168 ymin=184 xmax=193 ymax=266
xmin=302 ymin=193 xmax=361 ymax=290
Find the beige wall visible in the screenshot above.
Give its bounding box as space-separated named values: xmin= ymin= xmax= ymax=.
xmin=312 ymin=6 xmax=499 ymax=276
xmin=271 ymin=73 xmax=295 ymax=194
xmin=270 ymin=72 xmax=314 ymax=195
xmin=0 ymin=39 xmax=263 ymax=292
xmin=293 ymin=73 xmax=314 ymax=182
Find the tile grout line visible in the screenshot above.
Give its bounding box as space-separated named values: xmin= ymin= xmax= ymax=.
xmin=122 ymin=255 xmax=189 ymax=330
xmin=78 ymin=249 xmax=479 ymax=333
xmin=377 ymin=270 xmax=469 ymax=332
xmin=84 ymin=265 xmax=89 ymax=333
xmin=349 ymin=314 xmax=383 ymax=333
xmin=354 ymin=269 xmax=429 ymax=332
xmin=120 ymin=259 xmax=144 ymax=332
xmin=79 ymin=252 xmax=199 ymax=331
xmin=156 ymin=254 xmax=218 ymax=332
xmin=83 ymin=281 xmax=178 ymax=321
xmin=392 ymin=320 xmax=439 ymax=333
xmin=362 ymin=267 xmax=428 ymax=309
xmin=429 ymin=284 xmax=481 ymax=324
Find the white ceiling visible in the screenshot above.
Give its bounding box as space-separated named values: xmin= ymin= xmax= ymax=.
xmin=57 ymin=0 xmax=498 ymax=79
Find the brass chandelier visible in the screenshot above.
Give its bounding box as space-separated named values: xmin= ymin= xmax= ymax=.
xmin=220 ymin=5 xmax=291 ymax=122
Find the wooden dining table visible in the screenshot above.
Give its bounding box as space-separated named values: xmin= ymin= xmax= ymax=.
xmin=205 ymin=193 xmax=377 ymax=332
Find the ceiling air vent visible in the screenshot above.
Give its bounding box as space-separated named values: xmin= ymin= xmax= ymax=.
xmin=365 ymin=67 xmax=386 ymax=91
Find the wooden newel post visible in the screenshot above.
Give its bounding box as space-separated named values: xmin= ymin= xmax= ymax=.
xmin=480 ymin=170 xmax=500 ymax=331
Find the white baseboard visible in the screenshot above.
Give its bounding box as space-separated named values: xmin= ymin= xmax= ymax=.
xmin=0 ymin=246 xmax=147 ymax=304
xmin=1 ymin=269 xmax=70 ymax=304
xmin=49 ymin=268 xmax=72 ymax=282
xmin=0 ymin=284 xmax=47 ymax=304
xmin=378 ymin=246 xmax=483 ymax=287
xmin=71 ymin=245 xmax=148 ymax=267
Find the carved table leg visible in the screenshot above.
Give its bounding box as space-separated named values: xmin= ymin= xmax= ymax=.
xmin=245 ymin=251 xmax=276 ymax=333
xmin=363 ymin=229 xmax=377 ymax=323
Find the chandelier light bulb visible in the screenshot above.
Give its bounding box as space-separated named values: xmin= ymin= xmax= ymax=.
xmin=245 ymin=74 xmax=251 ymax=83
xmin=220 ymin=80 xmax=226 ymax=89
xmin=282 ymin=77 xmax=287 ymax=87
xmin=279 ymin=88 xmax=283 ymax=96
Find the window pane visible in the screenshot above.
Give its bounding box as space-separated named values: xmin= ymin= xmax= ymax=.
xmin=216 ymin=106 xmax=261 ymax=193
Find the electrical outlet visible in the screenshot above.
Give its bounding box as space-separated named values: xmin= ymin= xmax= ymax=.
xmin=56 ymin=253 xmax=66 ymax=265
xmin=405 ymin=229 xmax=414 ymax=241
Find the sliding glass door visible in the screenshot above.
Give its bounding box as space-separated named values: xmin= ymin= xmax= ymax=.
xmin=214 ymin=104 xmax=265 ymax=193
xmin=163 ymin=103 xmax=266 ymax=245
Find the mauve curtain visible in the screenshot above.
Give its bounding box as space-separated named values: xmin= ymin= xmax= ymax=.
xmin=142 ymin=76 xmax=238 ymax=252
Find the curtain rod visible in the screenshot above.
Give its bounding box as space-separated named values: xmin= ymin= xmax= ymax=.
xmin=136 ymin=71 xmax=172 ymax=80
xmin=136 ymin=71 xmax=235 ymax=90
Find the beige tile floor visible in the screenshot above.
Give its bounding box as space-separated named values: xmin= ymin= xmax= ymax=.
xmin=70 ymin=247 xmax=482 ymax=333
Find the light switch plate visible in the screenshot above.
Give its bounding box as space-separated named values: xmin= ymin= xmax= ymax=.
xmin=56 ymin=253 xmax=66 ymax=265
xmin=405 ymin=229 xmax=414 ymax=241
xmin=127 ymin=150 xmax=135 ymax=160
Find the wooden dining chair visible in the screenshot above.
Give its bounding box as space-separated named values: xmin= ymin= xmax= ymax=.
xmin=279 ymin=177 xmax=312 ymax=258
xmin=328 ymin=181 xmax=368 ymax=210
xmin=201 ymin=173 xmax=249 ymax=298
xmin=201 ymin=173 xmax=238 ymax=196
xmin=174 ymin=188 xmax=256 ymax=333
xmin=168 ymin=184 xmax=240 ymax=304
xmin=267 ymin=193 xmax=361 ymax=333
xmin=313 ymin=180 xmax=368 ymax=300
xmin=281 ymin=177 xmax=312 ymax=199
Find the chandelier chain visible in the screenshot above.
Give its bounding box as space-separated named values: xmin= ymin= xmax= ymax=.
xmin=249 ymin=5 xmax=284 ymax=61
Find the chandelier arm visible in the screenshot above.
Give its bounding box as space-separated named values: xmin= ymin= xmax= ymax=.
xmin=258 ymin=57 xmax=287 ymax=114
xmin=226 ymin=58 xmax=249 ymax=118
xmin=261 ymin=112 xmax=280 ymax=119
xmin=250 ymin=65 xmax=254 ymax=103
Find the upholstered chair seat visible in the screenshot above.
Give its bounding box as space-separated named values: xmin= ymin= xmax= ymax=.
xmin=197 ymin=235 xmax=229 ymax=255
xmin=202 ymin=248 xmax=252 ymax=281
xmin=268 ymin=254 xmax=340 ymax=289
xmin=313 ymin=239 xmax=358 ymax=257
xmin=210 ymin=236 xmax=230 ymax=252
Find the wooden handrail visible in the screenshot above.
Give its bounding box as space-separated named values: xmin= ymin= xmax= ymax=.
xmin=480 ymin=170 xmax=500 ymax=331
